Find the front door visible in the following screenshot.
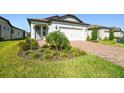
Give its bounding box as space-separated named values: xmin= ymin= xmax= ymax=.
xmin=35 ymin=26 xmax=42 ymax=40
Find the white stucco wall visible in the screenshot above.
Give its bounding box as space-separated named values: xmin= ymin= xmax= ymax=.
xmin=99 ymin=29 xmax=110 ymax=40
xmin=0 ymin=18 xmax=11 ymax=40
xmin=48 ymin=21 xmax=87 ymax=40
xmin=114 ymin=32 xmax=123 ymax=37
xmin=30 ymin=21 xmax=88 ymax=41
xmin=87 ymin=30 xmax=92 ymax=39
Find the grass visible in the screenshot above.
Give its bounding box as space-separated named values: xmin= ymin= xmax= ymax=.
xmin=0 ymin=40 xmax=124 ymax=78
xmin=98 ymin=40 xmax=124 ymax=48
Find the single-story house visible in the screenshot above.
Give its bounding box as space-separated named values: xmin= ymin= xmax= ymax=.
xmin=28 ymin=14 xmax=124 ymax=41
xmin=0 ymin=16 xmax=26 ymax=40
xmin=87 ymin=25 xmax=111 ymax=40
xmin=28 ymin=14 xmax=89 ymax=41
xmin=88 ymin=25 xmax=124 ymax=40
xmin=112 ymin=27 xmax=124 ymax=37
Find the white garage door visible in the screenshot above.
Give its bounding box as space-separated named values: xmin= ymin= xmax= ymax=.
xmin=60 ymin=27 xmax=85 ymax=40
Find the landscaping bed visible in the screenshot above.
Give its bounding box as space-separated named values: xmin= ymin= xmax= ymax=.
xmin=23 ymin=47 xmax=86 ymax=61
xmin=18 ymin=31 xmax=87 ymax=61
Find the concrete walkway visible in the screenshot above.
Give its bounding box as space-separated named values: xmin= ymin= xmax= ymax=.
xmin=71 ymin=41 xmax=124 ymax=67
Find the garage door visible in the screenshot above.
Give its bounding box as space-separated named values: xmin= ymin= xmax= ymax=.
xmin=60 ymin=27 xmax=85 ymax=40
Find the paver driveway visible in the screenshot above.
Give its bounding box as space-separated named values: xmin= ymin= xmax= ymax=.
xmin=71 ymin=41 xmax=124 ymax=66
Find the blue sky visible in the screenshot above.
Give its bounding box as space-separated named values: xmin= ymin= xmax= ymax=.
xmin=0 ymin=14 xmax=124 ymax=32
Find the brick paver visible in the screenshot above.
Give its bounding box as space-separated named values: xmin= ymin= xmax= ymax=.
xmin=71 ymin=41 xmax=124 ymax=67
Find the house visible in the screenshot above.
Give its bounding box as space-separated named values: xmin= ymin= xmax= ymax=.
xmin=88 ymin=25 xmax=124 ymax=40
xmin=0 ymin=16 xmax=26 ymax=40
xmin=28 ymin=14 xmax=124 ymax=41
xmin=12 ymin=26 xmax=26 ymax=39
xmin=112 ymin=27 xmax=124 ymax=37
xmin=28 ymin=14 xmax=89 ymax=41
xmin=87 ymin=25 xmax=111 ymax=40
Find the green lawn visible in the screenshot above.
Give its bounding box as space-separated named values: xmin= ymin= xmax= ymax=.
xmin=98 ymin=40 xmax=124 ymax=48
xmin=0 ymin=40 xmax=124 ymax=78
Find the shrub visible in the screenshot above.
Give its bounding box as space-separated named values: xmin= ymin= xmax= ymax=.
xmin=18 ymin=48 xmax=25 ymax=57
xmin=18 ymin=39 xmax=39 ymax=57
xmin=103 ymin=37 xmax=108 ymax=41
xmin=109 ymin=30 xmax=114 ymax=40
xmin=41 ymin=44 xmax=49 ymax=48
xmin=25 ymin=51 xmax=41 ymax=59
xmin=18 ymin=41 xmax=30 ymax=51
xmin=42 ymin=49 xmax=55 ymax=59
xmin=25 ymin=38 xmax=31 ymax=44
xmin=0 ymin=36 xmax=4 ymax=41
xmin=45 ymin=31 xmax=71 ymax=50
xmin=30 ymin=39 xmax=39 ymax=50
xmin=91 ymin=27 xmax=98 ymax=40
xmin=18 ymin=39 xmax=39 ymax=51
xmin=59 ymin=52 xmax=68 ymax=58
xmin=87 ymin=36 xmax=90 ymax=41
xmin=70 ymin=47 xmax=87 ymax=57
xmin=32 ymin=52 xmax=41 ymax=59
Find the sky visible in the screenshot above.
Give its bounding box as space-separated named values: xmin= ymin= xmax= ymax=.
xmin=0 ymin=14 xmax=124 ymax=32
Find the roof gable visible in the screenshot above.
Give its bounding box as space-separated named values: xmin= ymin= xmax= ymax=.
xmin=60 ymin=14 xmax=83 ymax=23
xmin=0 ymin=16 xmax=13 ymax=27
xmin=61 ymin=17 xmax=80 ymax=23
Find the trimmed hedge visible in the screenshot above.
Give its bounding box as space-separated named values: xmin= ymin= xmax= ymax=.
xmin=109 ymin=30 xmax=114 ymax=40
xmin=91 ymin=27 xmax=98 ymax=40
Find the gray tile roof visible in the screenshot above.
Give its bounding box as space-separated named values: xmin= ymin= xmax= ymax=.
xmin=27 ymin=14 xmax=89 ymax=26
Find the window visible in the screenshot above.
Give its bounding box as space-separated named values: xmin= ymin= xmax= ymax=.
xmin=11 ymin=29 xmax=14 ymax=34
xmin=18 ymin=32 xmax=19 ymax=36
xmin=3 ymin=26 xmax=6 ymax=30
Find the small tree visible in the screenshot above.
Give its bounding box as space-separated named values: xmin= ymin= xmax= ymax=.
xmin=109 ymin=30 xmax=114 ymax=40
xmin=45 ymin=31 xmax=71 ymax=50
xmin=91 ymin=27 xmax=98 ymax=40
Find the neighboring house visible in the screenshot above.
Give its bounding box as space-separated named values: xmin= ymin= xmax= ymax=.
xmin=88 ymin=25 xmax=124 ymax=40
xmin=28 ymin=14 xmax=124 ymax=41
xmin=0 ymin=17 xmax=12 ymax=40
xmin=114 ymin=31 xmax=123 ymax=37
xmin=28 ymin=14 xmax=89 ymax=41
xmin=12 ymin=26 xmax=26 ymax=39
xmin=112 ymin=27 xmax=124 ymax=37
xmin=88 ymin=25 xmax=111 ymax=40
xmin=0 ymin=16 xmax=26 ymax=40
